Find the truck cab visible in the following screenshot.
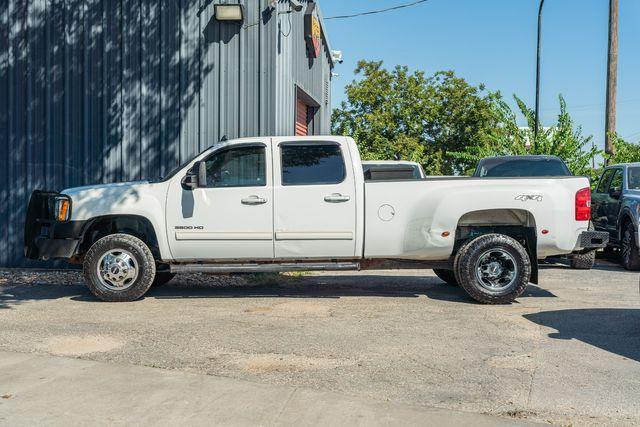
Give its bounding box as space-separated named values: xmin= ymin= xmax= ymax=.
xmin=164 ymin=136 xmax=363 ymax=261
xmin=592 ymin=163 xmax=640 ymax=270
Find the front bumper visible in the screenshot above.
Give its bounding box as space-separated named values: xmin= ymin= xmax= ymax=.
xmin=30 ymin=236 xmax=80 ymax=260
xmin=24 ymin=191 xmax=82 ymax=261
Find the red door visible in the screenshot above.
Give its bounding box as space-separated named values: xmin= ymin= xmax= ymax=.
xmin=296 ymin=98 xmax=309 ymax=136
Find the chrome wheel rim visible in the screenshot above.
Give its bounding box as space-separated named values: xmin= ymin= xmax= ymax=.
xmin=96 ymin=249 xmax=139 ymax=291
xmin=475 ymin=248 xmax=518 ymax=292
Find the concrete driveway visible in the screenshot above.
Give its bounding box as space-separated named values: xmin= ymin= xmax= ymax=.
xmin=0 ymin=260 xmax=639 ymax=425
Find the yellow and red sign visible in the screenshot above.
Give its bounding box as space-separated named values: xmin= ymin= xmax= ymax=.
xmin=305 ymin=4 xmax=322 ymax=59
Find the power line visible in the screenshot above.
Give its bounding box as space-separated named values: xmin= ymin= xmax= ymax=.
xmin=324 ymin=0 xmax=430 ymax=20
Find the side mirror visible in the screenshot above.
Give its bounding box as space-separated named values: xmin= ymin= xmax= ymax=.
xmin=609 ymin=188 xmax=622 ymax=200
xmin=181 ymin=161 xmax=207 ymax=190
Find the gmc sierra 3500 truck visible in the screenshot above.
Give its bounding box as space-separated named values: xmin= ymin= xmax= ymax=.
xmin=25 ymin=136 xmax=608 ymax=303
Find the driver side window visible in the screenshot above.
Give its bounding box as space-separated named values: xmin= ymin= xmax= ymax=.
xmin=203 ymin=145 xmax=266 ymax=188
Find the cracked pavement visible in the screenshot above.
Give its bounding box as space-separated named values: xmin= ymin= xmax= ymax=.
xmin=1 ymin=260 xmax=639 ymax=425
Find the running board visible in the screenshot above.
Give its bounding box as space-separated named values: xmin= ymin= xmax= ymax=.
xmin=169 ymin=262 xmax=360 ymax=274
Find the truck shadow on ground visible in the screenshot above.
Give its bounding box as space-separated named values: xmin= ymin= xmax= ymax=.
xmin=0 ymin=275 xmax=555 ymax=309
xmin=524 ymin=309 xmax=640 ymax=363
xmin=147 ymin=274 xmax=555 ymax=304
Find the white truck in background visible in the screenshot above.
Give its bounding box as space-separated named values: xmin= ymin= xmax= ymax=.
xmin=25 ymin=136 xmax=607 ymax=303
xmin=362 ymin=160 xmax=426 ymax=180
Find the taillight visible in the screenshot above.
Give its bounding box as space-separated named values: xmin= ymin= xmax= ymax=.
xmin=575 ymin=187 xmax=591 ymax=221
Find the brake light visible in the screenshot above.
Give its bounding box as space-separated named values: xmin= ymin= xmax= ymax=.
xmin=575 ymin=187 xmax=591 ymax=221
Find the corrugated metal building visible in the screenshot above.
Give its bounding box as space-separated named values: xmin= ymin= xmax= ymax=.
xmin=0 ymin=0 xmax=336 ymax=267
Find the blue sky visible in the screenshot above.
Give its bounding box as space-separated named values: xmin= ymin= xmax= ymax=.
xmin=321 ymin=0 xmax=640 ymax=149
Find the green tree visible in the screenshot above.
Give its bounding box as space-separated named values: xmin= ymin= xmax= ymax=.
xmin=455 ymin=95 xmax=599 ymax=176
xmin=607 ymin=134 xmax=640 ymax=164
xmin=331 ymin=60 xmax=501 ymax=175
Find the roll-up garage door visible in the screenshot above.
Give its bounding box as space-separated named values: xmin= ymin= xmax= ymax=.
xmin=295 ymin=98 xmax=309 ymax=136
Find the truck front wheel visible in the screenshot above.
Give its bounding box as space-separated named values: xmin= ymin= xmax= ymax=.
xmin=454 ymin=234 xmax=530 ymax=304
xmin=83 ymin=234 xmax=156 ymax=302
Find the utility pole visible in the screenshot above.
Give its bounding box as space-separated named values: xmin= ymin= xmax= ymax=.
xmin=533 ymin=0 xmax=545 ymax=151
xmin=605 ymin=0 xmax=619 ymax=156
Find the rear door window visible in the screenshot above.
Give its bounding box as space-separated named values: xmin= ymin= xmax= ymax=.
xmin=281 ymin=144 xmax=346 ymax=185
xmin=596 ymin=169 xmax=615 ymax=193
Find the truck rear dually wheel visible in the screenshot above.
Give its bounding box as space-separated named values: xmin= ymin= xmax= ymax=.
xmin=83 ymin=234 xmax=156 ymax=302
xmin=569 ymin=251 xmax=595 ymax=270
xmin=454 ymin=234 xmax=530 ymax=304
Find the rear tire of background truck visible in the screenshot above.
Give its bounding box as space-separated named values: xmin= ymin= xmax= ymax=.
xmin=454 ymin=234 xmax=530 ymax=304
xmin=83 ymin=234 xmax=156 ymax=302
xmin=620 ymin=223 xmax=640 ymax=271
xmin=433 ymin=269 xmax=459 ymax=286
xmin=569 ymin=251 xmax=595 ymax=270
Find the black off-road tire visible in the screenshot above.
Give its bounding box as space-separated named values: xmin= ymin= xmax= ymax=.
xmin=621 ymin=223 xmax=640 ymax=271
xmin=83 ymin=234 xmax=156 ymax=302
xmin=152 ymin=272 xmax=176 ymax=287
xmin=433 ymin=269 xmax=459 ymax=286
xmin=454 ymin=234 xmax=530 ymax=304
xmin=569 ymin=251 xmax=596 ymax=270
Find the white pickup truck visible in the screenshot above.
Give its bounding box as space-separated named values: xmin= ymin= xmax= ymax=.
xmin=25 ymin=136 xmax=607 ymax=303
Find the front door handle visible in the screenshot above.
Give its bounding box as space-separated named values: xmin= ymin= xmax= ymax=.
xmin=324 ymin=193 xmax=350 ymax=203
xmin=241 ymin=195 xmax=267 ymax=205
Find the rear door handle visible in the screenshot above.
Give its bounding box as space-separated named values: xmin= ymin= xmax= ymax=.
xmin=241 ymin=195 xmax=267 ymax=205
xmin=324 ymin=193 xmax=350 ymax=203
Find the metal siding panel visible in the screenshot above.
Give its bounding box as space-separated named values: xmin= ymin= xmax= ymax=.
xmin=200 ymin=1 xmax=218 ymax=147
xmin=179 ymin=0 xmax=200 ymax=163
xmin=140 ymin=1 xmax=154 ymax=179
xmin=280 ymin=0 xmax=332 ymax=135
xmin=65 ymin=0 xmax=84 ymax=187
xmin=0 ymin=0 xmax=10 ymax=266
xmin=10 ymin=0 xmax=28 ymax=268
xmin=160 ymin=0 xmax=181 ymax=176
xmin=122 ymin=0 xmax=142 ymax=181
xmin=1 ymin=0 xmax=331 ymax=267
xmin=86 ymin=0 xmax=103 ymax=184
xmin=104 ymin=0 xmax=123 ymax=183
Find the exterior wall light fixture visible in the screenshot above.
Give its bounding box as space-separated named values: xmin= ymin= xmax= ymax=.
xmin=214 ymin=4 xmax=244 ymax=22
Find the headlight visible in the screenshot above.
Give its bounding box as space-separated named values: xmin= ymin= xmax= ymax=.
xmin=54 ymin=196 xmax=71 ymax=222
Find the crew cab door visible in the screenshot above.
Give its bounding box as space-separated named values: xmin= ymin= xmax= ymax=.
xmin=272 ymin=138 xmax=357 ymax=259
xmin=593 ymin=167 xmax=624 ymax=240
xmin=604 ymin=168 xmax=624 ymax=238
xmin=592 ymin=168 xmax=615 ymax=233
xmin=165 ymin=141 xmax=274 ymax=260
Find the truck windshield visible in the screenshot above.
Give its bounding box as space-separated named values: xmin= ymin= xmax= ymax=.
xmin=476 ymin=158 xmax=571 ymax=177
xmin=628 ymin=167 xmax=640 ymax=190
xmin=153 ymin=147 xmax=214 ymax=182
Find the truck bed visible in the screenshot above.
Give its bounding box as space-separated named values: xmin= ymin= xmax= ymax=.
xmin=363 ymin=176 xmax=591 ymax=260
